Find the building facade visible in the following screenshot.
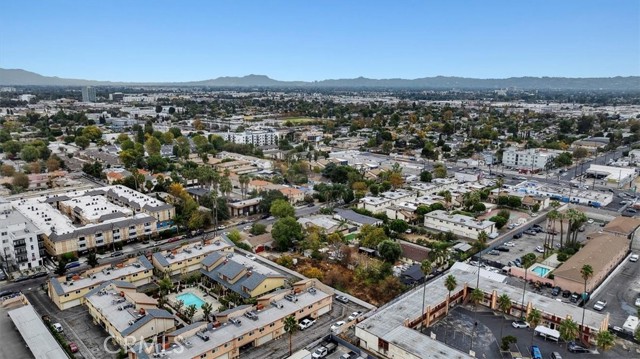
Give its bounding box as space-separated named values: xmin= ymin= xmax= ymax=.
xmin=0 ymin=201 xmax=44 ymax=271
xmin=502 ymin=148 xmax=557 ymax=170
xmin=217 ymin=130 xmax=279 ymax=147
xmin=82 ymin=86 xmax=97 ymax=102
xmin=423 ymin=210 xmax=496 ymax=239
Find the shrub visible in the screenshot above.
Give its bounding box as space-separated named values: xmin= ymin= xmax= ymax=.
xmin=501 ymin=335 xmax=517 ymax=351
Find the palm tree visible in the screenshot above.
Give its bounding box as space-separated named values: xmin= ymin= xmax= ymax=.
xmin=470 ymin=287 xmax=484 ymax=351
xmin=201 ymin=302 xmax=213 ymax=323
xmin=175 ymin=299 xmax=184 ymax=314
xmin=596 ymin=330 xmax=615 ymax=352
xmin=526 ymin=308 xmax=542 ymax=347
xmin=439 ymin=190 xmax=453 ymax=211
xmin=557 ymin=211 xmax=566 ymax=248
xmin=559 ymin=318 xmax=579 ymax=349
xmin=580 ymin=264 xmax=594 ymax=339
xmin=520 ymin=255 xmax=536 ymax=314
xmin=184 ymin=304 xmax=197 ymax=323
xmin=545 ymin=210 xmax=559 ymax=254
xmin=283 ymin=315 xmax=298 ymax=356
xmin=497 ymin=293 xmax=512 ymax=340
xmin=239 ymin=174 xmax=250 ymax=199
xmin=419 ymin=260 xmax=433 ymax=331
xmin=444 ymin=274 xmax=457 ymax=314
xmin=478 ymin=231 xmax=489 ymax=245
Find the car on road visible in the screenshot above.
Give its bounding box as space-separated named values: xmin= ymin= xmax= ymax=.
xmin=535 ymin=246 xmax=544 ymax=253
xmin=512 ymin=233 xmax=523 ymax=239
xmin=550 ymin=352 xmax=563 ymax=359
xmin=246 ymin=253 xmax=257 ymax=260
xmin=243 ymin=225 xmax=251 ymax=231
xmin=53 ymin=322 xmax=64 ymax=333
xmin=504 ymin=241 xmax=515 ymax=247
xmin=524 ymin=229 xmax=537 ymax=235
xmin=495 ymin=246 xmax=509 ymax=252
xmin=330 ymin=321 xmax=346 ymax=332
xmin=630 ymin=254 xmax=639 ymax=262
xmin=0 ymin=290 xmax=17 ymax=298
xmin=593 ymin=300 xmax=607 ymax=311
xmin=299 ymin=318 xmax=316 ymax=330
xmin=68 ymin=342 xmax=79 ymax=353
xmin=587 ymin=218 xmax=594 ymax=224
xmin=488 ymin=250 xmax=499 ymax=256
xmin=530 ymin=345 xmax=542 ymax=359
xmin=628 ymin=208 xmax=638 ymax=214
xmin=511 ymin=320 xmax=529 ymax=328
xmin=111 ymin=251 xmax=124 ymax=257
xmin=348 ymin=311 xmax=363 ymax=321
xmin=335 ymin=295 xmax=349 ymax=304
xmin=551 ymin=286 xmax=561 ymax=296
xmin=567 ymin=342 xmax=590 ymax=353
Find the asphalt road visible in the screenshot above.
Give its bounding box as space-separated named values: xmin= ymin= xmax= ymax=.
xmin=589 ymin=254 xmax=640 ymax=328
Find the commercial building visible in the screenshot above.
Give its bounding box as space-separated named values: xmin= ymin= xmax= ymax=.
xmin=82 ymin=86 xmax=97 ymax=102
xmin=12 ymin=185 xmax=174 ymax=256
xmin=151 ymin=237 xmax=234 ymax=277
xmin=504 ymin=181 xmax=614 ymax=208
xmin=48 ymin=256 xmax=154 ymax=310
xmin=355 ymin=262 xmax=609 ymax=358
xmin=216 ymin=130 xmax=279 ymax=147
xmin=200 ymin=251 xmax=285 ymax=299
xmin=502 ymin=148 xmax=557 ymax=170
xmin=423 ymin=210 xmax=496 ymax=240
xmin=0 ymin=201 xmax=44 ymax=271
xmin=83 ymin=281 xmax=175 ymax=347
xmin=585 ymin=164 xmax=637 ymax=187
xmin=130 ymin=280 xmax=332 ymax=359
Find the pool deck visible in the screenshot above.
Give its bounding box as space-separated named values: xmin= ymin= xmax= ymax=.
xmin=529 ymin=264 xmax=554 ymax=278
xmin=168 ymin=287 xmax=221 ymax=321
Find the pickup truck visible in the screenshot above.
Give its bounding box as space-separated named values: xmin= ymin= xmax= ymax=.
xmin=298 ymin=318 xmax=316 ymax=330
xmin=311 ymin=343 xmax=337 ymax=358
xmin=593 ymin=300 xmax=607 ymax=311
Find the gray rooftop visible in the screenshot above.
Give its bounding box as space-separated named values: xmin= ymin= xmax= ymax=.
xmin=8 ymin=304 xmax=68 ymax=359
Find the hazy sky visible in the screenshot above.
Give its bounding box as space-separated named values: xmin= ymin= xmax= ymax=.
xmin=1 ymin=1 xmax=638 ymax=81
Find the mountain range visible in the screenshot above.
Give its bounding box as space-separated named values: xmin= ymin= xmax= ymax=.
xmin=1 ymin=68 xmax=638 ymax=90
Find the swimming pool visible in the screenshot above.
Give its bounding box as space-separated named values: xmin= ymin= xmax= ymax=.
xmin=176 ymin=292 xmax=205 ymax=308
xmin=530 ymin=265 xmax=550 ymax=277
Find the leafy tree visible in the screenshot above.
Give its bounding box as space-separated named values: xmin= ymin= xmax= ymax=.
xmin=489 ymin=216 xmax=507 ymax=229
xmin=572 ymin=147 xmax=589 ymax=161
xmin=46 ymin=156 xmax=61 ymax=172
xmin=0 ymin=164 xmax=15 ymax=177
xmin=258 ymin=190 xmax=287 ymax=213
xmin=54 ymin=260 xmax=67 ymax=276
xmin=250 ymin=223 xmax=267 ymax=235
xmin=86 ymin=252 xmax=99 ymax=268
xmin=554 ymin=152 xmax=573 ymax=167
xmin=75 ymin=135 xmax=90 ymax=149
xmin=227 ymin=229 xmax=242 ymax=244
xmin=201 ymin=302 xmax=213 ymax=323
xmin=145 ymin=136 xmax=161 ymax=156
xmin=358 ymin=224 xmax=388 ymax=248
xmin=283 ymin=315 xmax=297 ymax=356
xmin=433 ymin=166 xmax=447 ymax=178
xmin=20 ymin=145 xmax=40 ymax=162
xmin=419 ymin=171 xmax=433 ymax=182
xmin=497 ymin=293 xmax=512 ymax=340
xmin=444 ymin=275 xmax=457 ymax=314
xmin=377 ymin=240 xmax=402 ymax=263
xmin=559 ymin=318 xmax=579 ymax=349
xmin=271 ymin=217 xmax=304 ymax=251
xmin=155 ymin=105 xmax=163 ymax=113
xmin=184 ymin=304 xmax=197 ymax=323
xmin=526 ymin=308 xmax=542 ymax=347
xmin=270 ymin=199 xmax=295 ymax=218
xmin=12 ymin=172 xmax=29 ymax=190
xmin=596 ymin=330 xmax=615 ymax=352
xmin=81 ymin=125 xmax=103 ymax=142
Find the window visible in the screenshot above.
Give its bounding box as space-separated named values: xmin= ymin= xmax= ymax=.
xmin=269 ymin=323 xmax=275 ymax=327
xmin=237 ymin=336 xmax=243 ymax=341
xmin=76 ymin=290 xmax=81 ymax=294
xmin=200 ymin=354 xmax=206 ymax=359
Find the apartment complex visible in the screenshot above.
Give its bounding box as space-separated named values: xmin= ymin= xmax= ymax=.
xmin=48 ymin=256 xmax=154 ymax=310
xmin=151 ymin=237 xmax=234 ymax=277
xmin=12 ymin=185 xmax=174 ymax=256
xmin=82 ymin=86 xmax=97 ymax=102
xmin=83 ymin=281 xmax=175 ymax=347
xmin=0 ymin=201 xmax=44 ymax=270
xmin=502 ymin=148 xmax=557 ymax=170
xmin=356 ymin=263 xmax=609 ymax=358
xmin=423 ymin=210 xmax=496 ymax=240
xmin=200 ymin=252 xmax=285 ymax=299
xmin=216 ymin=129 xmax=279 ymax=146
xmin=130 ymin=280 xmax=332 ymax=359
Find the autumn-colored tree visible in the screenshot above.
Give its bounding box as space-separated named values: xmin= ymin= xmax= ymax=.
xmin=46 ymin=156 xmax=61 ymax=172
xmin=193 ymin=119 xmax=205 ymax=131
xmin=28 ymin=161 xmax=41 ymax=174
xmin=302 ymin=267 xmax=324 ymax=280
xmin=389 ymin=172 xmax=404 ymax=189
xmin=0 ymin=164 xmax=15 ymax=177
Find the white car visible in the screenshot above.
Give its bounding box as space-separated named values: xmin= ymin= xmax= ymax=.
xmin=348 ymin=311 xmax=362 ymax=321
xmin=587 ymin=219 xmax=594 ymax=224
xmin=299 ymin=318 xmax=316 ymax=330
xmin=593 ymin=300 xmax=607 ymax=311
xmin=630 ymin=254 xmax=639 ymax=262
xmin=52 ymin=323 xmax=64 ymax=333
xmin=246 ymin=254 xmax=257 ymax=260
xmin=636 ymin=297 xmax=640 ymax=307
xmin=330 ymin=320 xmax=346 ymax=332
xmin=511 ymin=320 xmax=529 ymax=328
xmin=504 ymin=242 xmax=516 ymax=247
xmin=535 ymin=246 xmax=545 ymax=253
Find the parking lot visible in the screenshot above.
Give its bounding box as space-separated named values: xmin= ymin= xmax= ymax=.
xmin=590 ymin=253 xmax=640 ymax=328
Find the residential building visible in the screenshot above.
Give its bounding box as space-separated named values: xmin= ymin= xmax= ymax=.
xmin=216 ymin=130 xmax=279 ymax=147
xmin=333 ymin=209 xmax=382 ymax=227
xmin=297 ymin=215 xmax=348 ymax=234
xmin=357 ymin=190 xmax=415 ymax=214
xmin=279 ymin=187 xmax=304 ymax=204
xmin=200 ymin=251 xmax=285 ymax=299
xmin=571 ymin=137 xmax=609 ymax=153
xmin=151 ymin=238 xmax=234 ymax=277
xmin=83 ymin=281 xmax=175 ymax=347
xmin=0 ymin=201 xmax=44 ymax=271
xmin=502 ymin=148 xmax=557 ymax=170
xmin=82 ymin=86 xmax=96 ymax=102
xmin=48 ymin=256 xmax=154 ymax=310
xmin=423 ymin=210 xmax=496 ymax=240
xmin=129 ymin=280 xmax=332 ymax=359
xmin=227 ymin=197 xmax=262 ymax=217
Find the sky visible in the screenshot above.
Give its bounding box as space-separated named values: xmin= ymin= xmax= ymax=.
xmin=0 ymin=1 xmax=638 ymax=82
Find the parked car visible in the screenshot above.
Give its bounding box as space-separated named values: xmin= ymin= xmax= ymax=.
xmin=335 ymin=295 xmax=349 ymax=304
xmin=348 ymin=311 xmax=363 ymax=321
xmin=330 ymin=321 xmax=346 ymax=332
xmin=504 ymin=241 xmax=515 ymax=247
xmin=628 ymin=208 xmax=638 ymax=214
xmin=551 ymin=286 xmax=561 ymax=296
xmin=284 ymin=294 xmax=298 ymax=302
xmin=511 ymin=320 xmax=529 ymax=328
xmin=630 ymin=254 xmax=639 ymax=262
xmin=593 ymin=300 xmax=607 ymax=311
xmin=550 ymin=351 xmax=563 ymax=359
xmin=635 ymin=296 xmax=640 ymax=307
xmin=570 ymin=293 xmax=580 ymax=303
xmin=488 ymin=250 xmax=500 ymax=256
xmin=340 ymin=351 xmax=359 ymax=359
xmin=246 ymin=253 xmax=257 ymax=260
xmin=587 ymin=218 xmax=595 ymax=224
xmin=567 ymin=342 xmax=590 ymax=353
xmin=299 ymin=318 xmax=316 ymax=330
xmin=495 ymin=246 xmax=510 ymax=252
xmin=512 ymin=233 xmax=523 ymax=239
xmin=535 ymin=246 xmax=544 ymax=253
xmin=68 ymin=342 xmax=79 ymax=353
xmin=562 ymin=290 xmax=572 ymax=298
xmin=53 ymin=323 xmax=64 ymax=333
xmin=524 ymin=229 xmax=537 ymax=235
xmin=111 ymin=251 xmax=124 ymax=257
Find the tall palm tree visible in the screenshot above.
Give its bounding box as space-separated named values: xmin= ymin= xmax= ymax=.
xmin=470 ymin=287 xmax=484 ymax=351
xmin=283 ymin=315 xmax=298 ymax=356
xmin=520 ymin=255 xmax=536 ymax=314
xmin=444 ymin=275 xmax=457 ymax=314
xmin=201 ymin=302 xmax=213 ymax=323
xmin=419 ymin=260 xmax=433 ymax=331
xmin=526 ymin=308 xmax=542 ymax=347
xmin=239 ymin=174 xmax=250 ymax=199
xmin=440 ymin=190 xmax=453 ymax=211
xmin=545 ymin=210 xmax=559 ymax=254
xmin=596 ymin=330 xmax=615 ymax=352
xmin=559 ymin=318 xmax=579 ymax=349
xmin=580 ymin=264 xmax=594 ymax=340
xmin=497 ymin=293 xmax=512 ymax=340
xmin=557 ymin=211 xmax=566 ymax=248
xmin=477 ymin=231 xmax=489 ymax=246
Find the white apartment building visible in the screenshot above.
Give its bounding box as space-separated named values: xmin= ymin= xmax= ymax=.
xmin=82 ymin=86 xmax=96 ymax=102
xmin=502 ymin=148 xmax=557 ymax=170
xmin=423 ymin=210 xmax=496 ymax=239
xmin=216 ymin=130 xmax=279 ymax=146
xmin=0 ymin=201 xmax=44 ymax=271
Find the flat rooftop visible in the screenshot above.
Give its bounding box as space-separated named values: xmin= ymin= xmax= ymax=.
xmin=61 ymin=195 xmax=132 ymax=223
xmin=85 ymin=288 xmax=147 ymax=333
xmin=8 ymin=304 xmax=68 ymax=359
xmin=425 ymin=210 xmax=495 ymax=229
xmin=153 ymin=239 xmax=234 ymax=267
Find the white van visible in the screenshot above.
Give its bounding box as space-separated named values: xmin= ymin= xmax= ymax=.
xmin=52 ymin=322 xmax=63 ymax=333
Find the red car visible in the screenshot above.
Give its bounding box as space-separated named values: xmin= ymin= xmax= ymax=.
xmin=69 ymin=342 xmax=78 ymax=353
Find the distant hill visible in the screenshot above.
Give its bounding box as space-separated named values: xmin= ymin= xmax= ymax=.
xmin=1 ymin=68 xmax=638 ymax=90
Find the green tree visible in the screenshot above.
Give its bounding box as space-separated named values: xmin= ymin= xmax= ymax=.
xmin=201 ymin=302 xmax=213 ymax=323
xmin=572 ymin=147 xmax=589 ymax=161
xmin=358 ymin=224 xmax=388 ymax=248
xmin=559 ymin=318 xmax=579 ymax=350
xmin=145 ymin=136 xmax=161 ymax=156
xmin=284 ymin=315 xmax=297 ymax=356
xmin=433 ymin=166 xmax=447 ymax=178
xmin=184 ymin=304 xmax=197 ymax=323
xmin=270 ymin=199 xmax=295 ymax=218
xmin=526 ymin=308 xmax=542 ymax=347
xmin=580 ymin=264 xmax=594 ymax=336
xmin=444 ymin=274 xmax=457 ymax=314
xmin=250 ymin=223 xmax=267 ymax=235
xmin=377 ymin=240 xmax=402 ymax=263
xmin=388 ymin=219 xmax=409 ymax=233
xmin=12 ymin=172 xmax=30 ymax=190
xmin=227 ymin=229 xmax=242 ymax=244
xmin=595 ymin=330 xmax=615 ymax=352
xmin=272 ymin=217 xmax=304 ymax=251
xmin=86 ymin=252 xmax=99 ymax=268
xmin=497 ymin=293 xmax=512 ymax=340
xmin=489 ymin=215 xmax=508 ymax=229
xmin=75 ymin=135 xmax=90 ymax=149
xmin=419 ymin=171 xmax=433 ymax=182
xmin=54 ymin=260 xmax=67 ymax=276
xmin=20 ymin=145 xmax=40 ymax=162
xmin=82 ymin=125 xmax=103 ymax=142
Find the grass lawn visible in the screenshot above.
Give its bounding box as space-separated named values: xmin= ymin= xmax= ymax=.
xmin=282 ymin=117 xmax=322 ymax=124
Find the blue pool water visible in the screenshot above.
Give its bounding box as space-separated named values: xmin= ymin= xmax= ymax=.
xmin=531 ymin=266 xmax=550 ymax=277
xmin=176 ymin=293 xmax=205 ymax=308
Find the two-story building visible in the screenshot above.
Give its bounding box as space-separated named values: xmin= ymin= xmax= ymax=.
xmin=423 ymin=210 xmax=496 ymax=240
xmin=151 ymin=237 xmax=234 ymax=277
